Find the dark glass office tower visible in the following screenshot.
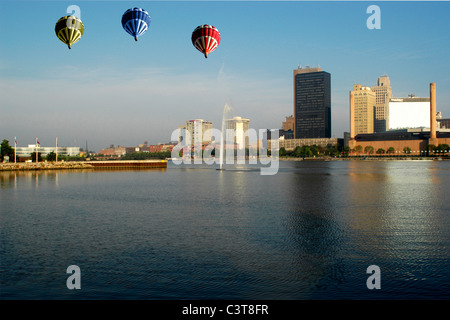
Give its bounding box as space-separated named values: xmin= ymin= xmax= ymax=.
xmin=293 ymin=67 xmax=331 ymax=139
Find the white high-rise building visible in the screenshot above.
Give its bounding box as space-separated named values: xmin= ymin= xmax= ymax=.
xmin=178 ymin=119 xmax=213 ymax=146
xmin=224 ymin=116 xmax=250 ymax=150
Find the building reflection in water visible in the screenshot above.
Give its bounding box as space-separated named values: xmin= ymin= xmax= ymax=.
xmin=2 ymin=161 xmax=449 ymax=299
xmin=284 ymin=160 xmax=450 ymax=297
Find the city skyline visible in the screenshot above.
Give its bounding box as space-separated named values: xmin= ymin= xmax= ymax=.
xmin=1 ymin=1 xmax=450 ymax=152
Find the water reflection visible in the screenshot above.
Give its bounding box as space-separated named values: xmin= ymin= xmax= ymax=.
xmin=1 ymin=160 xmax=449 ymax=299
xmin=285 ymin=161 xmax=349 ymax=297
xmin=281 ymin=160 xmax=450 ymax=298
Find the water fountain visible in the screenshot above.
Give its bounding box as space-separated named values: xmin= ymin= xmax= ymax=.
xmin=218 ymin=103 xmax=232 ymax=170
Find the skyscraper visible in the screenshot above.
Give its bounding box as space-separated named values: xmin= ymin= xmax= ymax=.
xmin=350 ymin=84 xmax=376 ymax=136
xmin=293 ymin=66 xmax=331 ymax=139
xmin=371 ymin=75 xmax=392 ymax=133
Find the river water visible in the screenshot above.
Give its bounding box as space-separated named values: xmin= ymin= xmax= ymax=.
xmin=1 ymin=160 xmax=449 ymax=300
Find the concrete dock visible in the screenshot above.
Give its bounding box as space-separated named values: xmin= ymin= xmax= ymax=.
xmin=0 ymin=160 xmax=167 ymax=171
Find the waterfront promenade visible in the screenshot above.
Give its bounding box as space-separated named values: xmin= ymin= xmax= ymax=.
xmin=0 ymin=160 xmax=167 ymax=171
xmin=0 ymin=162 xmax=93 ymax=171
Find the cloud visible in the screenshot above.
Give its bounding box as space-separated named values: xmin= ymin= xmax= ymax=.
xmin=0 ymin=65 xmax=291 ymax=151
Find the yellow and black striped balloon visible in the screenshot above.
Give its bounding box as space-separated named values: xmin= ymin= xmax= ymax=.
xmin=55 ymin=16 xmax=84 ymax=49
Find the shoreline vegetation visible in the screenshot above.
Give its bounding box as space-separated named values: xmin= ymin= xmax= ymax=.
xmin=1 ymin=156 xmax=448 ymax=171
xmin=2 ymin=139 xmax=448 ymax=171
xmin=278 ymin=156 xmax=448 ymax=161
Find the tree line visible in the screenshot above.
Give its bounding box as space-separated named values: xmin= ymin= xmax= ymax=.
xmin=279 ymin=144 xmax=341 ymax=158
xmin=278 ymin=143 xmax=450 ymax=158
xmin=121 ymin=151 xmax=171 ymax=160
xmin=3 ymin=138 xmax=449 ymax=162
xmin=350 ymin=143 xmax=449 ymax=155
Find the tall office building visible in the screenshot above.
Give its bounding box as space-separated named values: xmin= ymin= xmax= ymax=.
xmin=350 ymin=84 xmax=376 ymax=136
xmin=293 ymin=66 xmax=331 ymax=139
xmin=371 ymin=75 xmax=392 ymax=133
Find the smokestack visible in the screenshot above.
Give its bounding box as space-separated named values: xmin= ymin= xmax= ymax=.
xmin=350 ymin=91 xmax=355 ymax=139
xmin=430 ymin=83 xmax=436 ymax=139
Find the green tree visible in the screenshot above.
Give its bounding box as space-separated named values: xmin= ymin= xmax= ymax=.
xmin=364 ymin=145 xmax=374 ymax=155
xmin=121 ymin=151 xmax=172 ymax=160
xmin=279 ymin=147 xmax=287 ymax=157
xmin=376 ymin=148 xmax=385 ymax=155
xmin=403 ymin=146 xmax=411 ymax=154
xmin=30 ymin=151 xmax=43 ymax=162
xmin=317 ymin=145 xmax=325 ymax=155
xmin=302 ymin=146 xmax=313 ymax=157
xmin=310 ymin=145 xmax=319 ymax=156
xmin=46 ymin=151 xmax=57 ymax=161
xmin=325 ymin=144 xmax=339 ymax=157
xmin=354 ymin=145 xmax=363 ymax=154
xmin=57 ymin=155 xmax=68 ymax=161
xmin=387 ymin=147 xmax=395 ymax=154
xmin=426 ymin=144 xmax=436 ymax=152
xmin=293 ymin=146 xmax=302 ymax=158
xmin=436 ymin=144 xmax=449 ymax=153
xmin=342 ymin=146 xmax=350 ymax=157
xmin=1 ymin=139 xmax=14 ymax=159
xmin=441 ymin=144 xmax=450 ymax=156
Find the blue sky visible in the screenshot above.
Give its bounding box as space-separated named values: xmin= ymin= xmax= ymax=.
xmin=1 ymin=1 xmax=450 ymax=151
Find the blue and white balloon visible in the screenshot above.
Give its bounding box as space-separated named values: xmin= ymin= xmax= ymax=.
xmin=121 ymin=8 xmax=151 ymax=41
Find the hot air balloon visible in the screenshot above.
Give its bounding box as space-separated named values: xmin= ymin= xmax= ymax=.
xmin=191 ymin=25 xmax=221 ymax=58
xmin=121 ymin=8 xmax=151 ymax=41
xmin=55 ymin=15 xmax=84 ymax=49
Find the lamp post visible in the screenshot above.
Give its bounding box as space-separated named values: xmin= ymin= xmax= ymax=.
xmin=14 ymin=137 xmax=17 ymax=163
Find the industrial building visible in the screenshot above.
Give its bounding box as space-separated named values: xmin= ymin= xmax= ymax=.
xmin=389 ymin=96 xmax=430 ymax=130
xmin=349 ymin=83 xmax=450 ymax=155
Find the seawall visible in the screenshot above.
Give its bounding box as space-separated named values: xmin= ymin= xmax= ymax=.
xmin=0 ymin=160 xmax=167 ymax=171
